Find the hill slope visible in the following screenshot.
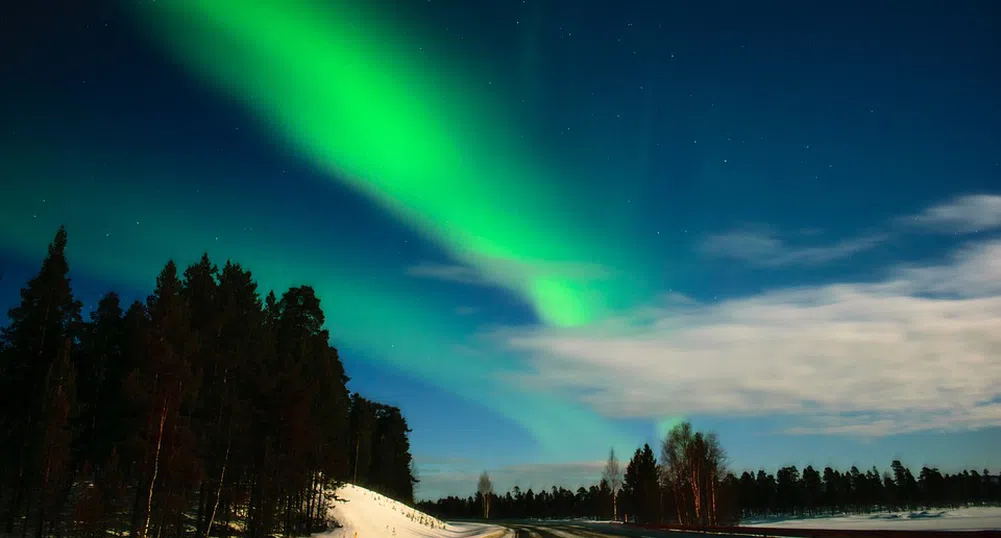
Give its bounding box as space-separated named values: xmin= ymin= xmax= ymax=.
xmin=324 ymin=484 xmax=507 ymax=538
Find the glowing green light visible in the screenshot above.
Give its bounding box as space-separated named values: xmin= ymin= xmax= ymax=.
xmin=133 ymin=0 xmax=650 ymax=327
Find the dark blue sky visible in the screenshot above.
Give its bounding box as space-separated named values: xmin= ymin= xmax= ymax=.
xmin=1 ymin=0 xmax=1000 ymax=499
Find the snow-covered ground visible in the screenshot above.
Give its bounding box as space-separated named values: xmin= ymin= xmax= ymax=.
xmin=745 ymin=506 xmax=1001 ymax=531
xmin=321 ymin=484 xmax=508 ymax=538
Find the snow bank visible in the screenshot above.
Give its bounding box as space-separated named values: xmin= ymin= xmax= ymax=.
xmin=745 ymin=506 xmax=1001 ymax=531
xmin=322 ymin=484 xmax=508 ymax=538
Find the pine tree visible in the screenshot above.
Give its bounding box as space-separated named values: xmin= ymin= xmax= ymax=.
xmin=201 ymin=262 xmax=261 ymax=538
xmin=33 ymin=338 xmax=77 ymax=538
xmin=0 ymin=233 xmax=439 ymax=537
xmin=76 ymin=292 xmax=125 ymax=474
xmin=349 ymin=394 xmax=377 ymax=486
xmin=131 ymin=261 xmax=198 ymax=538
xmin=0 ymin=227 xmax=82 ymax=536
xmin=622 ymin=444 xmax=659 ymax=522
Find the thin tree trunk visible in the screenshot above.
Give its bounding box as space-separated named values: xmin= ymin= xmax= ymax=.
xmin=709 ymin=470 xmax=717 ymax=525
xmin=142 ymin=394 xmax=170 ymax=538
xmin=205 ymin=431 xmax=230 ymax=538
xmin=306 ymin=475 xmax=314 ymax=533
xmin=353 ymin=439 xmax=360 ymax=484
xmin=690 ymin=466 xmax=700 ymax=526
xmin=35 ymin=438 xmax=53 ymax=538
xmin=672 ymin=480 xmax=683 ymax=525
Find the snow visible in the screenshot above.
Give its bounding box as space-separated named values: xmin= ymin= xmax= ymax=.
xmin=321 ymin=484 xmax=508 ymax=538
xmin=745 ymin=506 xmax=1001 ymax=531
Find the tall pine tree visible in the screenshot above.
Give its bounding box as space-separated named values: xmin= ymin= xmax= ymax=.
xmin=0 ymin=227 xmax=82 ymax=536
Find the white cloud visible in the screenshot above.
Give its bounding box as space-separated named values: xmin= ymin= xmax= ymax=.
xmin=700 ymin=193 xmax=1001 ymax=269
xmin=700 ymin=227 xmax=886 ymax=267
xmin=502 ymin=239 xmax=1001 ymax=437
xmin=907 ymin=194 xmax=1001 ymax=233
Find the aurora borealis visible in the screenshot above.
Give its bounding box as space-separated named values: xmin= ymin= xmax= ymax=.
xmin=134 ymin=0 xmax=653 ymax=329
xmin=3 ymin=0 xmax=1001 ymax=499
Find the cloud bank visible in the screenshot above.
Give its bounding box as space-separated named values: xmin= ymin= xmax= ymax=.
xmin=907 ymin=194 xmax=1001 ymax=233
xmin=701 ymin=195 xmax=1001 ymax=269
xmin=504 ymin=218 xmax=1001 ymax=437
xmin=700 ymin=227 xmax=886 ymax=267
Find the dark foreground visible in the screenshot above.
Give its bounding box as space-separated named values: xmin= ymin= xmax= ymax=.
xmin=502 ymin=521 xmax=1001 ymax=537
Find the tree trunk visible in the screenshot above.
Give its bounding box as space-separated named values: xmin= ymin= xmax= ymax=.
xmin=35 ymin=435 xmax=52 ymax=538
xmin=353 ymin=439 xmax=360 ymax=484
xmin=672 ymin=481 xmax=684 ymax=525
xmin=205 ymin=430 xmax=230 ymax=538
xmin=690 ymin=467 xmax=700 ymax=526
xmin=141 ymin=394 xmax=170 ymax=538
xmin=709 ymin=470 xmax=717 ymax=525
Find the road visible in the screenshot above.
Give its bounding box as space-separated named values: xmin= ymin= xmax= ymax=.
xmin=499 ymin=521 xmax=1001 ymax=538
xmin=501 ymin=521 xmax=741 ymax=537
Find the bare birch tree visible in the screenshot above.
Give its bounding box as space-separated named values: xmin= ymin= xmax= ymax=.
xmin=602 ymin=448 xmax=623 ymax=521
xmin=477 ymin=471 xmax=493 ymax=519
xmin=661 ymin=421 xmax=727 ymax=527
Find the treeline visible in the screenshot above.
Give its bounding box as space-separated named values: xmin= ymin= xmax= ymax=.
xmin=735 ymin=461 xmax=1000 ymax=519
xmin=419 ymin=422 xmax=735 ymax=524
xmin=420 ymin=422 xmax=1001 ymax=525
xmin=0 ymin=228 xmax=417 ymax=538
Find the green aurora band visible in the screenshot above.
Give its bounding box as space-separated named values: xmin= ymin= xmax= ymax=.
xmin=132 ymin=0 xmax=652 ymax=328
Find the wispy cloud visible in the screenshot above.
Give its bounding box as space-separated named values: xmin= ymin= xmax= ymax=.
xmin=406 ymin=262 xmax=486 ymax=285
xmin=502 ymin=238 xmax=1001 ymax=437
xmin=699 ymin=227 xmax=886 ymax=267
xmin=406 ymin=259 xmax=610 ymax=287
xmin=701 ymin=194 xmax=1001 ymax=269
xmin=906 ymin=194 xmax=1001 ymax=233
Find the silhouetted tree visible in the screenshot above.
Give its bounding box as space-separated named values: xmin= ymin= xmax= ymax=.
xmin=602 ymin=448 xmax=623 ymax=521
xmin=0 ymin=227 xmax=82 ymax=536
xmin=622 ymin=444 xmax=659 ymax=522
xmin=0 ymin=229 xmax=419 ymax=538
xmin=477 ymin=472 xmax=493 ymax=519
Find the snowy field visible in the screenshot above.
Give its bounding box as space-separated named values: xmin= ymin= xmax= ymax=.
xmin=745 ymin=506 xmax=1001 ymax=531
xmin=321 ymin=484 xmax=508 ymax=538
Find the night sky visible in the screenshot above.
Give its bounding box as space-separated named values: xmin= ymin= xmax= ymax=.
xmin=2 ymin=0 xmax=1000 ymax=500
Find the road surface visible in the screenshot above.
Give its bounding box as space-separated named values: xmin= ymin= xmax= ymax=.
xmin=499 ymin=521 xmax=1001 ymax=538
xmin=502 ymin=521 xmax=748 ymax=537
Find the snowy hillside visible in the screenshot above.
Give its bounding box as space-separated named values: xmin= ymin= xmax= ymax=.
xmin=745 ymin=506 xmax=1001 ymax=531
xmin=323 ymin=484 xmax=508 ymax=538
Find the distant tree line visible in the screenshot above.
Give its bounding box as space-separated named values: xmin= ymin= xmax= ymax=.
xmin=0 ymin=228 xmax=417 ymax=538
xmin=419 ymin=422 xmax=1001 ymax=526
xmin=418 ymin=421 xmax=735 ymax=524
xmin=734 ymin=461 xmax=1000 ymax=519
